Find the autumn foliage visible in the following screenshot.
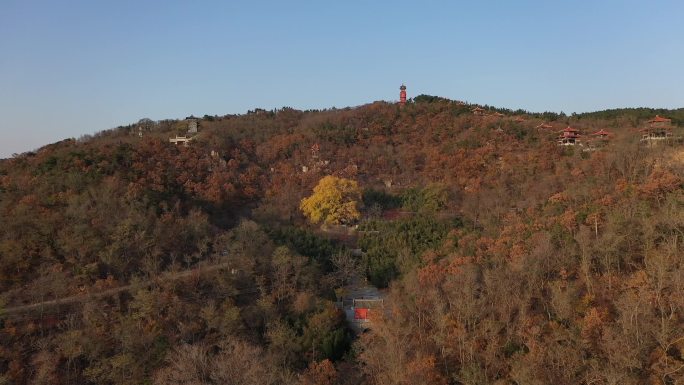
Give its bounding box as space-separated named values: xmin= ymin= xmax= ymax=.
xmin=300 ymin=175 xmax=362 ymax=225
xmin=1 ymin=99 xmax=684 ymax=384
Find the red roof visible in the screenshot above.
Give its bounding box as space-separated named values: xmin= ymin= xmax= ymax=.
xmin=558 ymin=127 xmax=581 ymax=139
xmin=592 ymin=129 xmax=611 ymax=136
xmin=354 ymin=308 xmax=369 ymax=320
xmin=558 ymin=127 xmax=580 ymax=136
xmin=649 ymin=115 xmax=671 ymax=123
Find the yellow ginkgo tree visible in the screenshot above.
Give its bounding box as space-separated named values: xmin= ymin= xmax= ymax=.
xmin=300 ymin=176 xmax=362 ymax=225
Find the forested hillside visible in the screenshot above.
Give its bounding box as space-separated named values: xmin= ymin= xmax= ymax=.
xmin=1 ymin=98 xmax=684 ymax=384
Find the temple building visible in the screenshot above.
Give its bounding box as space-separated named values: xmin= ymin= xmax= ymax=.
xmin=399 ymin=84 xmax=407 ymax=105
xmin=169 ymin=116 xmax=199 ymax=146
xmin=585 ymin=129 xmax=612 ymax=150
xmin=591 ymin=129 xmax=611 ymax=140
xmin=558 ymin=126 xmax=581 ymax=146
xmin=186 ymin=117 xmax=198 ymax=134
xmin=536 ymin=123 xmax=554 ymax=130
xmin=641 ymin=115 xmax=673 ymax=141
xmin=471 ymin=106 xmax=487 ymax=115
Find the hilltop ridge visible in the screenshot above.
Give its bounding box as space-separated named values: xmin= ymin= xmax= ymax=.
xmin=6 ymin=96 xmax=684 ymax=160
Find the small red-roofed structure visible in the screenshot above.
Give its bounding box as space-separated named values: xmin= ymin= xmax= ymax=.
xmin=472 ymin=106 xmax=487 ymax=115
xmin=591 ymin=129 xmax=612 ymax=139
xmin=558 ymin=126 xmax=581 ymax=146
xmin=399 ymin=84 xmax=407 ymax=105
xmin=642 ymin=115 xmax=673 ymax=141
xmin=584 ymin=129 xmax=612 ymax=151
xmin=354 ymin=308 xmax=369 ymax=320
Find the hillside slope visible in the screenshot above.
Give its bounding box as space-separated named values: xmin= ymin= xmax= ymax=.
xmin=1 ymin=98 xmax=684 ymax=384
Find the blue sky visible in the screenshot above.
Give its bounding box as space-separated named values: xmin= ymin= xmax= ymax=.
xmin=1 ymin=0 xmax=683 ymax=157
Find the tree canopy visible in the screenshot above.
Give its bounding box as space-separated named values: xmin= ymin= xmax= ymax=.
xmin=2 ymin=99 xmax=684 ymax=385
xmin=300 ymin=176 xmax=362 ymax=225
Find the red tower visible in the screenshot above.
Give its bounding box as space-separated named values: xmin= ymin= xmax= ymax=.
xmin=399 ymin=84 xmax=407 ymax=105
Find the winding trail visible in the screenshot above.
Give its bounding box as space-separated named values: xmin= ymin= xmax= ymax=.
xmin=1 ymin=262 xmax=237 ymax=317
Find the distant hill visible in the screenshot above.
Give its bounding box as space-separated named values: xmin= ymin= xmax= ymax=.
xmin=1 ymin=98 xmax=684 ymax=385
xmin=575 ymin=106 xmax=684 ymax=124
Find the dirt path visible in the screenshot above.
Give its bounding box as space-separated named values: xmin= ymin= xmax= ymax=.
xmin=1 ymin=262 xmax=234 ymax=317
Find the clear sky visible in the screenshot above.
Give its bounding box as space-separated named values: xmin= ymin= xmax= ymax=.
xmin=1 ymin=0 xmax=683 ymax=157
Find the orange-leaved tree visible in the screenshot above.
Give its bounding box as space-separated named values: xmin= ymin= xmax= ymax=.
xmin=300 ymin=176 xmax=361 ymax=225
